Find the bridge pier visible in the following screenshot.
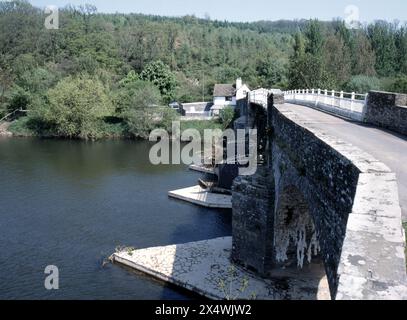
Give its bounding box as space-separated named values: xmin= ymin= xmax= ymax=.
xmin=231 ymin=166 xmax=275 ymax=276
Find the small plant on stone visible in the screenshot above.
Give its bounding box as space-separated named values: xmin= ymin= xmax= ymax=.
xmin=217 ymin=265 xmax=257 ymax=300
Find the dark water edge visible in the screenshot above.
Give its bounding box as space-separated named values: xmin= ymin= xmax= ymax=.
xmin=0 ymin=137 xmax=232 ymax=300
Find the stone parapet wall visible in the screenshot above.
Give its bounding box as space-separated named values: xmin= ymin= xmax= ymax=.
xmin=272 ymin=104 xmax=407 ymax=299
xmin=232 ymin=91 xmax=407 ymax=300
xmin=364 ymin=91 xmax=407 ymax=136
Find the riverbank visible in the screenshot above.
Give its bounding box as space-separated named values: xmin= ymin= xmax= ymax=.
xmin=0 ymin=121 xmax=12 ymax=137
xmin=6 ymin=116 xmax=224 ymax=140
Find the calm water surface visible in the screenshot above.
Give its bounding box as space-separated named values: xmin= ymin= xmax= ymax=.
xmin=0 ymin=138 xmax=231 ymax=300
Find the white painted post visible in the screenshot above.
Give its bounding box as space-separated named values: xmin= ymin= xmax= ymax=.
xmin=351 ymin=92 xmax=355 ymax=112
xmin=324 ymin=89 xmax=328 ymax=104
xmin=316 ymin=89 xmax=321 ymax=106
xmin=340 ymin=91 xmax=344 ymax=109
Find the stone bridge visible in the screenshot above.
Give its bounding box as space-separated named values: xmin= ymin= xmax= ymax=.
xmin=231 ymin=90 xmax=407 ymax=300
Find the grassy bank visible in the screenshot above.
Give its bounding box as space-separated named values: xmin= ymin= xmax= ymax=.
xmin=8 ymin=116 xmax=224 ymax=140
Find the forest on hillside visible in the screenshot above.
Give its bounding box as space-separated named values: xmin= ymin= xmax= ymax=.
xmin=1 ymin=0 xmax=406 ymax=139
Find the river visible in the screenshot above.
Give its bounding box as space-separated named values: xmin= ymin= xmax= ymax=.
xmin=0 ymin=138 xmax=231 ymax=300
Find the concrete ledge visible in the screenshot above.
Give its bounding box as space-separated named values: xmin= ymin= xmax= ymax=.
xmin=169 ymin=185 xmax=232 ymax=209
xmin=113 ymin=237 xmax=331 ymax=300
xmin=189 ymin=164 xmax=216 ymax=175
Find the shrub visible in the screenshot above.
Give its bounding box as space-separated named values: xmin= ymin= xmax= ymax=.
xmin=114 ymin=80 xmax=162 ymax=115
xmin=140 ymin=61 xmax=177 ymax=103
xmin=124 ymin=107 xmax=178 ymax=139
xmin=345 ymin=75 xmax=382 ymax=93
xmin=32 ymin=76 xmax=113 ymax=139
xmin=219 ymin=107 xmax=236 ymax=130
xmin=388 ymin=76 xmax=407 ymax=94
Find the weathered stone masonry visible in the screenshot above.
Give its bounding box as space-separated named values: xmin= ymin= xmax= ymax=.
xmin=232 ymin=93 xmax=407 ymax=300
xmin=364 ymin=91 xmax=407 ymax=136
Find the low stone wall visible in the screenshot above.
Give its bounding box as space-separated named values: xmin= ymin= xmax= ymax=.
xmin=364 ymin=91 xmax=407 ymax=136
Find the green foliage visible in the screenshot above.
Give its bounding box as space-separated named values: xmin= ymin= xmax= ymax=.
xmin=7 ymin=116 xmax=35 ymax=136
xmin=114 ymin=78 xmax=179 ymax=138
xmin=345 ymin=75 xmax=382 ymax=93
xmin=219 ymin=107 xmax=236 ymax=130
xmin=119 ymin=70 xmax=140 ymax=87
xmin=304 ymin=20 xmax=324 ymax=56
xmin=124 ymin=107 xmax=178 ymax=139
xmin=140 ymin=61 xmax=177 ymax=103
xmin=180 ymin=120 xmax=224 ymax=141
xmin=1 ymin=2 xmax=407 ymax=140
xmin=367 ymin=21 xmax=398 ymax=77
xmin=114 ymin=80 xmax=162 ymax=115
xmin=7 ymin=86 xmax=30 ymax=113
xmin=389 ymin=76 xmax=407 ymax=94
xmin=31 ymin=76 xmax=113 ymax=139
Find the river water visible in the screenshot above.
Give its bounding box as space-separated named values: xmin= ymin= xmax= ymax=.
xmin=0 ymin=138 xmax=231 ymax=300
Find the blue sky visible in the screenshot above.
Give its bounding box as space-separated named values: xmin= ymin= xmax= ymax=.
xmin=29 ymin=0 xmax=407 ymax=22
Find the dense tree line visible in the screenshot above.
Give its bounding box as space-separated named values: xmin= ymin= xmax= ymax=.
xmin=288 ymin=19 xmax=407 ymax=93
xmin=0 ymin=1 xmax=406 ymax=139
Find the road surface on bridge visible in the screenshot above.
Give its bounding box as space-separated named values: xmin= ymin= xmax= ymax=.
xmin=279 ymin=103 xmax=407 ymax=222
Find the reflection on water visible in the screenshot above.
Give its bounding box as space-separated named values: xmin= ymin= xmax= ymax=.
xmin=0 ymin=138 xmax=231 ymax=300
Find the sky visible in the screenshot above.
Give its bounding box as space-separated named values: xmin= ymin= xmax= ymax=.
xmin=29 ymin=0 xmax=407 ymax=23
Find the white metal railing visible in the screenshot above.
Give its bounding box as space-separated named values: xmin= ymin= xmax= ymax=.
xmin=284 ymin=89 xmax=368 ymax=121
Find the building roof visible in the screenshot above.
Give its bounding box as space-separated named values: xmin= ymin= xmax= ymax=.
xmin=213 ymin=84 xmax=236 ymax=97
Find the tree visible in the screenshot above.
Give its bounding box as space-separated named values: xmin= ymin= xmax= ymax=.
xmin=323 ymin=35 xmax=351 ymax=87
xmin=389 ymin=76 xmax=407 ymax=94
xmin=395 ymin=25 xmax=407 ymax=75
xmin=304 ymin=19 xmax=324 ymax=56
xmin=288 ymin=31 xmax=335 ymax=89
xmin=35 ymin=76 xmax=113 ymax=139
xmin=113 ymin=80 xmax=179 ymax=139
xmin=367 ymin=21 xmax=397 ymax=77
xmin=114 ymin=80 xmax=162 ymax=115
xmin=119 ymin=70 xmax=139 ymax=87
xmin=140 ymin=60 xmax=177 ymax=102
xmin=256 ymin=57 xmax=287 ymax=88
xmin=352 ymin=32 xmax=376 ymax=76
xmin=345 ymin=75 xmax=382 ymax=93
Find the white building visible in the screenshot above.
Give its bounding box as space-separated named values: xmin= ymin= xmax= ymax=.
xmin=211 ymin=78 xmax=250 ymax=116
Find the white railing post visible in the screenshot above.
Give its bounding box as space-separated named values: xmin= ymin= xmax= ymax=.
xmin=340 ymin=91 xmax=344 ymax=109
xmin=351 ymin=92 xmax=355 ymax=112
xmin=324 ymin=89 xmax=328 ymax=104
xmin=316 ymin=89 xmax=321 ymax=106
